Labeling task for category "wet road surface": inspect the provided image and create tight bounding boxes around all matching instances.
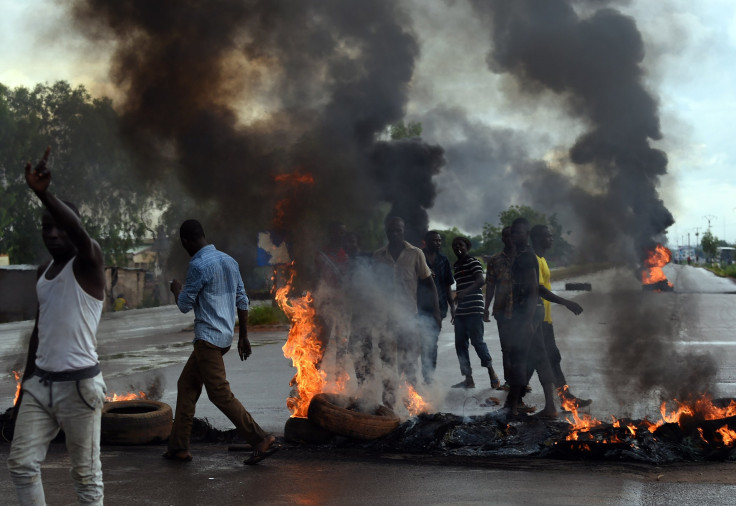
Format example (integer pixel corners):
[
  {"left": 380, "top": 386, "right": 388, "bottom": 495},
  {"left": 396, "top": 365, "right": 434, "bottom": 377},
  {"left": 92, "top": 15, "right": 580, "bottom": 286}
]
[{"left": 1, "top": 264, "right": 735, "bottom": 504}]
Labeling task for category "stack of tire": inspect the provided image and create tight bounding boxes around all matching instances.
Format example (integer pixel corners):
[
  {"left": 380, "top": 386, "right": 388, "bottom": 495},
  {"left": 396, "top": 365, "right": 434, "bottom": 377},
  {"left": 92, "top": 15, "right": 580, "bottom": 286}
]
[{"left": 285, "top": 393, "right": 400, "bottom": 444}]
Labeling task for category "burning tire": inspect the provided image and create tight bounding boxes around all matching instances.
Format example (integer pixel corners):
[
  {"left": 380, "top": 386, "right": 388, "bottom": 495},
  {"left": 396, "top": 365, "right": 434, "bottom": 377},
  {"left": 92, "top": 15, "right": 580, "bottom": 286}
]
[
  {"left": 101, "top": 400, "right": 173, "bottom": 445},
  {"left": 307, "top": 393, "right": 400, "bottom": 440},
  {"left": 284, "top": 416, "right": 334, "bottom": 445}
]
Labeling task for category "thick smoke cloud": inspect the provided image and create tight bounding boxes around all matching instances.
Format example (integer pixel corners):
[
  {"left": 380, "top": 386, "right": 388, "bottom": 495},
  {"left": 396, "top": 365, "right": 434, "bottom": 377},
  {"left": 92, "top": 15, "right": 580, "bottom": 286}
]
[
  {"left": 469, "top": 0, "right": 674, "bottom": 263},
  {"left": 468, "top": 0, "right": 714, "bottom": 401},
  {"left": 419, "top": 105, "right": 546, "bottom": 233},
  {"left": 68, "top": 0, "right": 444, "bottom": 279}
]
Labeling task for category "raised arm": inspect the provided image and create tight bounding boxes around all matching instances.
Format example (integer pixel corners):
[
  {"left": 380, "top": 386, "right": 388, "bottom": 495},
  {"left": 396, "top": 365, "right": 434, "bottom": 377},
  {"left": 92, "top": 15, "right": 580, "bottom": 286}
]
[{"left": 25, "top": 148, "right": 103, "bottom": 269}]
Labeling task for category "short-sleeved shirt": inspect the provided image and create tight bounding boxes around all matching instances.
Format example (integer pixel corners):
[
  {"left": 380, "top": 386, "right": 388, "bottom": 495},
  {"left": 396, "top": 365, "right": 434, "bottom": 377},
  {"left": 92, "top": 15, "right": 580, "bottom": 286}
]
[
  {"left": 417, "top": 250, "right": 454, "bottom": 318},
  {"left": 511, "top": 248, "right": 541, "bottom": 316},
  {"left": 177, "top": 244, "right": 250, "bottom": 348},
  {"left": 537, "top": 255, "right": 552, "bottom": 323},
  {"left": 454, "top": 255, "right": 484, "bottom": 316},
  {"left": 373, "top": 241, "right": 432, "bottom": 316},
  {"left": 486, "top": 250, "right": 514, "bottom": 320}
]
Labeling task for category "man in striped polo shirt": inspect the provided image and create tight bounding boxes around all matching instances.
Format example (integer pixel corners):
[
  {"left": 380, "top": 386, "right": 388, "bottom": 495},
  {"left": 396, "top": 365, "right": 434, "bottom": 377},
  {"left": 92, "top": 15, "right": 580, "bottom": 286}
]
[{"left": 450, "top": 236, "right": 500, "bottom": 389}]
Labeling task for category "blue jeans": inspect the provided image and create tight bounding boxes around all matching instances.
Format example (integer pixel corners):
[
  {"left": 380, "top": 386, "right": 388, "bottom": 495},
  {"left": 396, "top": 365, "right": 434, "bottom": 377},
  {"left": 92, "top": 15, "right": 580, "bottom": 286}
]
[{"left": 454, "top": 314, "right": 491, "bottom": 377}]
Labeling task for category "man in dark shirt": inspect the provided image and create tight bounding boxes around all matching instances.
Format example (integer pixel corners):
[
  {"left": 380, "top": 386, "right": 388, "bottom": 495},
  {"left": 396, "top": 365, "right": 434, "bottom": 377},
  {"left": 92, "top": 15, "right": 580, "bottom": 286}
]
[
  {"left": 418, "top": 231, "right": 455, "bottom": 384},
  {"left": 451, "top": 236, "right": 499, "bottom": 389},
  {"left": 506, "top": 218, "right": 557, "bottom": 418}
]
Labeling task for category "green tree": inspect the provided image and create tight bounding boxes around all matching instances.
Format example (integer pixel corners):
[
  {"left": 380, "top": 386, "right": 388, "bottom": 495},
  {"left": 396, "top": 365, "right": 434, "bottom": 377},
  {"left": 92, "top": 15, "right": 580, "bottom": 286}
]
[
  {"left": 389, "top": 121, "right": 422, "bottom": 140},
  {"left": 480, "top": 205, "right": 574, "bottom": 264},
  {"left": 0, "top": 81, "right": 164, "bottom": 265},
  {"left": 701, "top": 230, "right": 718, "bottom": 262}
]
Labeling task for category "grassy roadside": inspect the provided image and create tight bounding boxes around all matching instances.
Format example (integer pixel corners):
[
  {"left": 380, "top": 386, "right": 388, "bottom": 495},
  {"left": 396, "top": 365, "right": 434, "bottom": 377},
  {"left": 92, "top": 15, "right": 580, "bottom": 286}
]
[
  {"left": 702, "top": 264, "right": 736, "bottom": 279},
  {"left": 549, "top": 263, "right": 613, "bottom": 282}
]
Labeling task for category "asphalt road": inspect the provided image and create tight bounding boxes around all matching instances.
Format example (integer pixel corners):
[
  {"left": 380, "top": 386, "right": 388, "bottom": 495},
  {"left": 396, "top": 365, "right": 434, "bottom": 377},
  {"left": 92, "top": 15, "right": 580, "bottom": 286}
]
[{"left": 1, "top": 264, "right": 735, "bottom": 505}]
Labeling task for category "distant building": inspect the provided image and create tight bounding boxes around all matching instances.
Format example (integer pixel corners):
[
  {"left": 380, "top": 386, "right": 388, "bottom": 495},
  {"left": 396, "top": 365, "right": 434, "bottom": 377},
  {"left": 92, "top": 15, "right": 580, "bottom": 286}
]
[
  {"left": 0, "top": 265, "right": 38, "bottom": 322},
  {"left": 126, "top": 243, "right": 158, "bottom": 270}
]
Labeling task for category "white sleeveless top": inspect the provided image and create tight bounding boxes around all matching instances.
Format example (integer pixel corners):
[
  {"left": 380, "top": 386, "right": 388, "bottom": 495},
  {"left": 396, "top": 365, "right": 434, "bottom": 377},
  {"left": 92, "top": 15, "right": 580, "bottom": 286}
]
[{"left": 35, "top": 258, "right": 103, "bottom": 372}]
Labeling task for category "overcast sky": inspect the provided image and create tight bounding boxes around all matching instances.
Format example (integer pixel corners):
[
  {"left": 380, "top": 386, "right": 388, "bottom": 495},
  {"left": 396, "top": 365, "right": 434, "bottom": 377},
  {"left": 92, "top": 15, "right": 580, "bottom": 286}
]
[{"left": 2, "top": 0, "right": 735, "bottom": 247}]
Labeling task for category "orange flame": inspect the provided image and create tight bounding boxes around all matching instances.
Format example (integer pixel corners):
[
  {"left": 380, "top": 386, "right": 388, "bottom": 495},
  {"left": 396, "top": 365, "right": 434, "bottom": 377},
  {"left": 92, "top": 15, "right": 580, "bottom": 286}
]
[
  {"left": 642, "top": 244, "right": 673, "bottom": 286},
  {"left": 274, "top": 170, "right": 315, "bottom": 185},
  {"left": 716, "top": 425, "right": 736, "bottom": 447},
  {"left": 404, "top": 383, "right": 430, "bottom": 417},
  {"left": 105, "top": 391, "right": 147, "bottom": 402},
  {"left": 561, "top": 385, "right": 603, "bottom": 441},
  {"left": 276, "top": 264, "right": 327, "bottom": 418},
  {"left": 12, "top": 370, "right": 21, "bottom": 405},
  {"left": 564, "top": 393, "right": 736, "bottom": 445}
]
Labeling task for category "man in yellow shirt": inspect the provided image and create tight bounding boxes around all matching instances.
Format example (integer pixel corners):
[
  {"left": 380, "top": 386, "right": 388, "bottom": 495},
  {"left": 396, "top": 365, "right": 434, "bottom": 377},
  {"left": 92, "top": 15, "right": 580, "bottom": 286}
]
[{"left": 530, "top": 225, "right": 591, "bottom": 409}]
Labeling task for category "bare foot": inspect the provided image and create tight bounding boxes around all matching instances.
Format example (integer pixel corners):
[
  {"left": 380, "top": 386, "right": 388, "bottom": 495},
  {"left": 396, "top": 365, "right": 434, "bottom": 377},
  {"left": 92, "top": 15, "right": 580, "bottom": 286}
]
[{"left": 162, "top": 449, "right": 193, "bottom": 462}]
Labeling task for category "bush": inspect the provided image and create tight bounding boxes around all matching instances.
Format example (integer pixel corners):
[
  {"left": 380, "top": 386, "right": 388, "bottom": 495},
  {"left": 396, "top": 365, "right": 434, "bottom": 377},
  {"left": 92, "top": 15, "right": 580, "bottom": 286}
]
[{"left": 246, "top": 305, "right": 289, "bottom": 326}]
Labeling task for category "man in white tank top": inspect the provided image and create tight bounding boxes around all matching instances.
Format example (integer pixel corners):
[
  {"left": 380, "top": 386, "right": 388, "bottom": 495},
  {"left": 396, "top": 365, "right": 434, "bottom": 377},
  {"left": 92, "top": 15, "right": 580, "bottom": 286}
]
[{"left": 7, "top": 148, "right": 107, "bottom": 505}]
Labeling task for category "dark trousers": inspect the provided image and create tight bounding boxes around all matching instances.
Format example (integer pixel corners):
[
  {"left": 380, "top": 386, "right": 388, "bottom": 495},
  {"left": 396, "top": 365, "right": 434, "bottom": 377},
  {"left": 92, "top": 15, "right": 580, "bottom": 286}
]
[
  {"left": 495, "top": 315, "right": 514, "bottom": 384},
  {"left": 168, "top": 340, "right": 267, "bottom": 450},
  {"left": 454, "top": 314, "right": 491, "bottom": 377},
  {"left": 509, "top": 314, "right": 554, "bottom": 387},
  {"left": 541, "top": 322, "right": 566, "bottom": 387},
  {"left": 418, "top": 312, "right": 441, "bottom": 383}
]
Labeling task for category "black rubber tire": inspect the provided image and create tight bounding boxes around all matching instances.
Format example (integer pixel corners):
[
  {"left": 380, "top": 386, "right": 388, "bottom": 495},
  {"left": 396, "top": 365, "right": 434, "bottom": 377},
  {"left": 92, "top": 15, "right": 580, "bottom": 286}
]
[
  {"left": 284, "top": 416, "right": 335, "bottom": 445},
  {"left": 565, "top": 282, "right": 592, "bottom": 291},
  {"left": 307, "top": 393, "right": 400, "bottom": 440},
  {"left": 101, "top": 400, "right": 173, "bottom": 445}
]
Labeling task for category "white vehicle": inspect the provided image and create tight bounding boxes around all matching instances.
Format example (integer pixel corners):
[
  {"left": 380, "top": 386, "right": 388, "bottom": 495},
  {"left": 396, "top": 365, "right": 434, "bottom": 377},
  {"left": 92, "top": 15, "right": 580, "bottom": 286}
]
[{"left": 716, "top": 246, "right": 735, "bottom": 265}]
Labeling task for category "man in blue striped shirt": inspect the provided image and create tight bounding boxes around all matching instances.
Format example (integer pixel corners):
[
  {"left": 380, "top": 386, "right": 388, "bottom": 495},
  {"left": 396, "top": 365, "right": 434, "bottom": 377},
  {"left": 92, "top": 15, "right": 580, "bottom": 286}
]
[{"left": 165, "top": 219, "right": 278, "bottom": 465}]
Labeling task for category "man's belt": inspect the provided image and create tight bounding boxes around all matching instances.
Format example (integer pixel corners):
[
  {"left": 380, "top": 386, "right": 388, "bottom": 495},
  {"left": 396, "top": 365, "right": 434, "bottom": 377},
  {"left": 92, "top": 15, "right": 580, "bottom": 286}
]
[{"left": 34, "top": 364, "right": 100, "bottom": 382}]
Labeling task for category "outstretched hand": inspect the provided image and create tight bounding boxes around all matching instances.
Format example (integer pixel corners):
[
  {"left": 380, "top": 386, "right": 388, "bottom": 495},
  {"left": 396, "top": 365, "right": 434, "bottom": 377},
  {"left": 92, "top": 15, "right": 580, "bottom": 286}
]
[
  {"left": 565, "top": 300, "right": 583, "bottom": 315},
  {"left": 24, "top": 147, "right": 52, "bottom": 194}
]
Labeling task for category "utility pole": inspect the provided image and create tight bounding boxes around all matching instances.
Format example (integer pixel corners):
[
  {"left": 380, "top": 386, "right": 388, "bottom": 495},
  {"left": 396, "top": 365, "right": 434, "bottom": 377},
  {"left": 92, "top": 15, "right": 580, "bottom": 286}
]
[{"left": 703, "top": 215, "right": 716, "bottom": 233}]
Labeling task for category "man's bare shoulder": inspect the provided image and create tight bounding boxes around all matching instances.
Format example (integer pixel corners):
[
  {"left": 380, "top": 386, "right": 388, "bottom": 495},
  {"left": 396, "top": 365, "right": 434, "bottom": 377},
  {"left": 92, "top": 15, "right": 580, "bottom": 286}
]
[{"left": 36, "top": 262, "right": 49, "bottom": 279}]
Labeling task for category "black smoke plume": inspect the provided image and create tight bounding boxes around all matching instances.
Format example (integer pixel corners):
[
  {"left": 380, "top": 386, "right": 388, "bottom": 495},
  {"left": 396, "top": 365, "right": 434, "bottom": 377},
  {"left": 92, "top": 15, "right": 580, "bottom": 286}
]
[
  {"left": 469, "top": 0, "right": 713, "bottom": 401},
  {"left": 470, "top": 0, "right": 673, "bottom": 263},
  {"left": 67, "top": 0, "right": 444, "bottom": 280}
]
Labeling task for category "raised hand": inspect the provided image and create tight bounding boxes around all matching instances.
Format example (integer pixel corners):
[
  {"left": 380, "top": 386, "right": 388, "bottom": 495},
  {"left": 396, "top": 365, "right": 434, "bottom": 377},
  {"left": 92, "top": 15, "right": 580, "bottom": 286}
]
[{"left": 24, "top": 147, "right": 52, "bottom": 194}]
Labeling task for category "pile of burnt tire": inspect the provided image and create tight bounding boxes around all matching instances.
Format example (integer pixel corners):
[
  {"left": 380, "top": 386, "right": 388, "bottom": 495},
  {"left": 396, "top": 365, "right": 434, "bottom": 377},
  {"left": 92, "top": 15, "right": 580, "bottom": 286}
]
[
  {"left": 285, "top": 393, "right": 400, "bottom": 445},
  {"left": 101, "top": 400, "right": 172, "bottom": 445}
]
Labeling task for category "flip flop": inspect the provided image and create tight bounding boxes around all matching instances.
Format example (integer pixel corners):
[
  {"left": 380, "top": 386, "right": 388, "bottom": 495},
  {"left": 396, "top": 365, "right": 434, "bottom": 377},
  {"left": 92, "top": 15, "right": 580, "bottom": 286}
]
[
  {"left": 243, "top": 444, "right": 281, "bottom": 465},
  {"left": 162, "top": 450, "right": 193, "bottom": 462}
]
